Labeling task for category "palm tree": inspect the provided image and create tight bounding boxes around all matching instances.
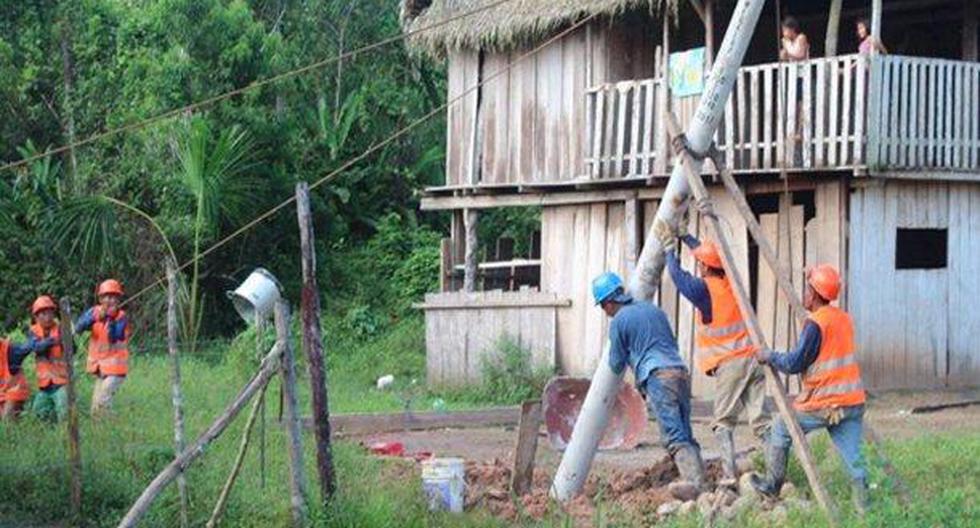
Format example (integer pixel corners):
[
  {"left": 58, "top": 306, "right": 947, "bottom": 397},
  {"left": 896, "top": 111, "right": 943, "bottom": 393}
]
[{"left": 173, "top": 117, "right": 255, "bottom": 352}]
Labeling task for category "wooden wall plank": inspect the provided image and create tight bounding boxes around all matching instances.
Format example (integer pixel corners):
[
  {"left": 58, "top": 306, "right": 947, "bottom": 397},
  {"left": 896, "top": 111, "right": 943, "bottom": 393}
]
[
  {"left": 583, "top": 203, "right": 609, "bottom": 372},
  {"left": 757, "top": 213, "right": 779, "bottom": 347},
  {"left": 537, "top": 43, "right": 563, "bottom": 183},
  {"left": 947, "top": 184, "right": 980, "bottom": 386},
  {"left": 763, "top": 66, "right": 774, "bottom": 168},
  {"left": 481, "top": 53, "right": 510, "bottom": 184}
]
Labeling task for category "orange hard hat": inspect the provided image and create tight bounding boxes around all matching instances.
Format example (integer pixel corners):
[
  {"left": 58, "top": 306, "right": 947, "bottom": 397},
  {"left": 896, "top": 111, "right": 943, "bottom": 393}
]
[
  {"left": 692, "top": 241, "right": 724, "bottom": 270},
  {"left": 32, "top": 295, "right": 57, "bottom": 315},
  {"left": 807, "top": 264, "right": 841, "bottom": 301},
  {"left": 97, "top": 279, "right": 124, "bottom": 297}
]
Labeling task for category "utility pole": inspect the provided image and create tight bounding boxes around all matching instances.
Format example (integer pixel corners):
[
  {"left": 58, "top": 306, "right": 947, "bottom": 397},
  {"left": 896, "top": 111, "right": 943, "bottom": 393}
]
[{"left": 551, "top": 0, "right": 769, "bottom": 502}]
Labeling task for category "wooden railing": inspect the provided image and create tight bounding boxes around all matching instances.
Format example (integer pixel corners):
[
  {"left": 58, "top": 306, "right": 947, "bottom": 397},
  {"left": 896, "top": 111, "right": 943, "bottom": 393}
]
[
  {"left": 585, "top": 54, "right": 980, "bottom": 178},
  {"left": 868, "top": 56, "right": 980, "bottom": 171}
]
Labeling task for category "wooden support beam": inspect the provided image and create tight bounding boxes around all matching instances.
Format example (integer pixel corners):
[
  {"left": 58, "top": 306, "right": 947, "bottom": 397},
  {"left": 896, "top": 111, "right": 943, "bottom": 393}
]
[
  {"left": 275, "top": 302, "right": 308, "bottom": 527},
  {"left": 825, "top": 0, "right": 843, "bottom": 57},
  {"left": 295, "top": 182, "right": 336, "bottom": 502},
  {"left": 117, "top": 342, "right": 284, "bottom": 528},
  {"left": 688, "top": 0, "right": 706, "bottom": 22},
  {"left": 709, "top": 141, "right": 913, "bottom": 505},
  {"left": 510, "top": 400, "right": 543, "bottom": 496},
  {"left": 871, "top": 0, "right": 883, "bottom": 51},
  {"left": 463, "top": 208, "right": 479, "bottom": 292},
  {"left": 665, "top": 113, "right": 839, "bottom": 522},
  {"left": 965, "top": 0, "right": 978, "bottom": 61},
  {"left": 705, "top": 0, "right": 715, "bottom": 66},
  {"left": 166, "top": 262, "right": 189, "bottom": 528},
  {"left": 59, "top": 299, "right": 82, "bottom": 524},
  {"left": 625, "top": 195, "right": 641, "bottom": 274}
]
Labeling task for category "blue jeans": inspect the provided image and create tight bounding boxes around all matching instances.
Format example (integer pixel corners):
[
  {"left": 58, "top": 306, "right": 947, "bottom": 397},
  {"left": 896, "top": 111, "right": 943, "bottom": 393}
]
[
  {"left": 643, "top": 368, "right": 698, "bottom": 453},
  {"left": 771, "top": 404, "right": 866, "bottom": 482}
]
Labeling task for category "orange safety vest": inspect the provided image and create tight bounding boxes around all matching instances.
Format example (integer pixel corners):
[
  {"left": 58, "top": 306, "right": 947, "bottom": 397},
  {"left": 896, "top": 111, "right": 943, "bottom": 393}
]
[
  {"left": 0, "top": 339, "right": 30, "bottom": 403},
  {"left": 85, "top": 307, "right": 129, "bottom": 377},
  {"left": 31, "top": 323, "right": 68, "bottom": 389},
  {"left": 695, "top": 275, "right": 756, "bottom": 375},
  {"left": 795, "top": 305, "right": 866, "bottom": 412}
]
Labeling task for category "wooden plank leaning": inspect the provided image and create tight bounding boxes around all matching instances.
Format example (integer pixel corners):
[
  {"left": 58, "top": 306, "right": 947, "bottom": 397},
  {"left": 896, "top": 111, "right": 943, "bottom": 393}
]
[
  {"left": 705, "top": 143, "right": 913, "bottom": 504},
  {"left": 510, "top": 399, "right": 543, "bottom": 496},
  {"left": 664, "top": 112, "right": 839, "bottom": 523},
  {"left": 58, "top": 298, "right": 82, "bottom": 524},
  {"left": 117, "top": 340, "right": 285, "bottom": 528}
]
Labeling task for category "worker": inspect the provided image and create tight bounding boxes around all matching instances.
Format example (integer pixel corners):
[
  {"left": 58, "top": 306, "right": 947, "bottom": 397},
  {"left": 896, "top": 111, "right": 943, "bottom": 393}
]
[
  {"left": 655, "top": 219, "right": 770, "bottom": 487},
  {"left": 75, "top": 279, "right": 130, "bottom": 416},
  {"left": 751, "top": 264, "right": 869, "bottom": 513},
  {"left": 592, "top": 271, "right": 705, "bottom": 500},
  {"left": 29, "top": 295, "right": 70, "bottom": 422},
  {"left": 1, "top": 334, "right": 55, "bottom": 421}
]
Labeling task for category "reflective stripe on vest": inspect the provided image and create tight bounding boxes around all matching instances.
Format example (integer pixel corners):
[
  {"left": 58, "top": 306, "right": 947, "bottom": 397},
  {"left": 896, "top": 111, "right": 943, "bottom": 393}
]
[
  {"left": 795, "top": 305, "right": 866, "bottom": 412},
  {"left": 696, "top": 276, "right": 755, "bottom": 374}
]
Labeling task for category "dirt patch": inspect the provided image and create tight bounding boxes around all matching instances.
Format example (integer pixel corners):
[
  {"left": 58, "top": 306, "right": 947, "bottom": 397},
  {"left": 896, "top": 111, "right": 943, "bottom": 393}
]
[{"left": 462, "top": 455, "right": 728, "bottom": 523}]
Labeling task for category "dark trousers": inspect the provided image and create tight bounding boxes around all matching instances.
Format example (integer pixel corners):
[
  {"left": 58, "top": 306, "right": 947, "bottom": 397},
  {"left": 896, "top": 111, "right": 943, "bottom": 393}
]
[{"left": 643, "top": 367, "right": 698, "bottom": 453}]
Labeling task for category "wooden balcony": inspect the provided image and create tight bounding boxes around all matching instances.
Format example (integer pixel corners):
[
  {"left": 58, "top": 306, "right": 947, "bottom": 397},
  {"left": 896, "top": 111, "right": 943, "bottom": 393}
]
[{"left": 586, "top": 54, "right": 980, "bottom": 179}]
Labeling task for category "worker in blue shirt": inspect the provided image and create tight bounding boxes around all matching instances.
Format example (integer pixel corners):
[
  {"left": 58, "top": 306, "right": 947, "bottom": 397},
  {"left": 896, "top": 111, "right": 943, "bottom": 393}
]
[
  {"left": 1, "top": 336, "right": 56, "bottom": 420},
  {"left": 593, "top": 271, "right": 705, "bottom": 500},
  {"left": 656, "top": 217, "right": 771, "bottom": 488}
]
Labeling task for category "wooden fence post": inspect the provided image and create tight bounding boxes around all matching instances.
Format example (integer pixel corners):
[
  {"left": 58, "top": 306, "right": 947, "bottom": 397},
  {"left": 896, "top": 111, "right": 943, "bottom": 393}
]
[
  {"left": 58, "top": 298, "right": 82, "bottom": 523},
  {"left": 166, "top": 261, "right": 189, "bottom": 528},
  {"left": 295, "top": 182, "right": 336, "bottom": 501},
  {"left": 257, "top": 312, "right": 267, "bottom": 489},
  {"left": 665, "top": 113, "right": 839, "bottom": 522},
  {"left": 274, "top": 301, "right": 308, "bottom": 526},
  {"left": 117, "top": 342, "right": 284, "bottom": 528}
]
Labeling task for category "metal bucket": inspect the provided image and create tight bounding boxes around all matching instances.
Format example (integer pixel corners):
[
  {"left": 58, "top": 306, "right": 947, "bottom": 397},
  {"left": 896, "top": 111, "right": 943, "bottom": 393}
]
[{"left": 226, "top": 268, "right": 282, "bottom": 323}]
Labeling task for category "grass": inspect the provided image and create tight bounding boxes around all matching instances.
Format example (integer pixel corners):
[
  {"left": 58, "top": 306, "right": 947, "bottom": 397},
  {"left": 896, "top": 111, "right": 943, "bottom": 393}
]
[
  {"left": 3, "top": 317, "right": 977, "bottom": 527},
  {"left": 1, "top": 345, "right": 978, "bottom": 527}
]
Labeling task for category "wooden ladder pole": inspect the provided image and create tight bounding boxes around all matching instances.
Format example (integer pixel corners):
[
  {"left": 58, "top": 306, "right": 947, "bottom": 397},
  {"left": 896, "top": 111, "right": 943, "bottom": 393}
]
[
  {"left": 274, "top": 301, "right": 308, "bottom": 527},
  {"left": 709, "top": 147, "right": 912, "bottom": 503},
  {"left": 58, "top": 298, "right": 82, "bottom": 524},
  {"left": 166, "top": 261, "right": 190, "bottom": 528},
  {"left": 665, "top": 112, "right": 839, "bottom": 523}
]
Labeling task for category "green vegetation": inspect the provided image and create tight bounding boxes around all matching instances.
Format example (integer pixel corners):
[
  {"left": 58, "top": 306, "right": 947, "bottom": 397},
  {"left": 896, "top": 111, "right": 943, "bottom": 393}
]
[{"left": 2, "top": 348, "right": 977, "bottom": 527}]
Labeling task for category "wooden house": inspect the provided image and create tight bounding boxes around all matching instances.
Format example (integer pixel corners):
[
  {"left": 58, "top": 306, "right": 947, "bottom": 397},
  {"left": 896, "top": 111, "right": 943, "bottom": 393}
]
[{"left": 405, "top": 0, "right": 980, "bottom": 397}]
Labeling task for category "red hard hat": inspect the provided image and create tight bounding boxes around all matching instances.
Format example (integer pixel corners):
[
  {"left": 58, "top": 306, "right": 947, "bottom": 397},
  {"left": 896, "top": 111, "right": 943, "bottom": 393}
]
[
  {"left": 97, "top": 279, "right": 124, "bottom": 297},
  {"left": 807, "top": 264, "right": 841, "bottom": 301},
  {"left": 32, "top": 295, "right": 57, "bottom": 315},
  {"left": 692, "top": 241, "right": 724, "bottom": 270}
]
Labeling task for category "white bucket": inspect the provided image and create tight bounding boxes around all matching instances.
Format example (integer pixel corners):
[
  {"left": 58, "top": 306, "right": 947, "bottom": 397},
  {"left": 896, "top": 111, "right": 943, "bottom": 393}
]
[
  {"left": 421, "top": 458, "right": 465, "bottom": 513},
  {"left": 226, "top": 268, "right": 282, "bottom": 323}
]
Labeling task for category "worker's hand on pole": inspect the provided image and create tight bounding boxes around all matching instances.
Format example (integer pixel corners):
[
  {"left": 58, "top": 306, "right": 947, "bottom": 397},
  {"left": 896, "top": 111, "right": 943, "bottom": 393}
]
[
  {"left": 653, "top": 218, "right": 677, "bottom": 254},
  {"left": 755, "top": 347, "right": 774, "bottom": 364},
  {"left": 676, "top": 207, "right": 690, "bottom": 239}
]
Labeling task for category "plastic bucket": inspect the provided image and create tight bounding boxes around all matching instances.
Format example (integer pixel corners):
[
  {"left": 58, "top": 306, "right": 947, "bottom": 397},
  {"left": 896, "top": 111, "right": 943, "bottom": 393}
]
[
  {"left": 226, "top": 268, "right": 282, "bottom": 323},
  {"left": 421, "top": 458, "right": 465, "bottom": 513}
]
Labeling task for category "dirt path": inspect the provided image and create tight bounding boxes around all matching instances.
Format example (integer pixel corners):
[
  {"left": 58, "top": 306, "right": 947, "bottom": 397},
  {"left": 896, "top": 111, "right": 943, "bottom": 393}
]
[{"left": 353, "top": 388, "right": 980, "bottom": 477}]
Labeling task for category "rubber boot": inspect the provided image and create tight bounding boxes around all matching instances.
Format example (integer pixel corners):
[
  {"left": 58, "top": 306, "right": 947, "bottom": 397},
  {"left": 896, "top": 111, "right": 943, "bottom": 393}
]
[
  {"left": 716, "top": 428, "right": 738, "bottom": 488},
  {"left": 851, "top": 478, "right": 870, "bottom": 515},
  {"left": 668, "top": 444, "right": 706, "bottom": 501},
  {"left": 750, "top": 442, "right": 788, "bottom": 498}
]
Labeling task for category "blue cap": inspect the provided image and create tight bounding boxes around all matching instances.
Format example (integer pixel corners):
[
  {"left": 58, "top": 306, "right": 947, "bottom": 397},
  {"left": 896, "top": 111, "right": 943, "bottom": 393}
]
[{"left": 592, "top": 272, "right": 624, "bottom": 305}]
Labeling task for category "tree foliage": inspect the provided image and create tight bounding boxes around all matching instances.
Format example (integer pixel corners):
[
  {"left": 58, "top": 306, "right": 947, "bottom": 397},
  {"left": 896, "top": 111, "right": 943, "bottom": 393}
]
[{"left": 0, "top": 0, "right": 447, "bottom": 339}]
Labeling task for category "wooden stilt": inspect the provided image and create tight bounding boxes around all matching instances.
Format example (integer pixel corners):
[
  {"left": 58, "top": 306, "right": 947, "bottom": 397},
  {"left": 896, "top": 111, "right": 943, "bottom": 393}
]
[{"left": 665, "top": 113, "right": 839, "bottom": 522}]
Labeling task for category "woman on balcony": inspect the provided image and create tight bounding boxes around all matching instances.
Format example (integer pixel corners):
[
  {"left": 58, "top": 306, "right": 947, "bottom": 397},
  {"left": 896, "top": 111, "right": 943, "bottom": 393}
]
[
  {"left": 856, "top": 18, "right": 888, "bottom": 56},
  {"left": 779, "top": 16, "right": 810, "bottom": 62}
]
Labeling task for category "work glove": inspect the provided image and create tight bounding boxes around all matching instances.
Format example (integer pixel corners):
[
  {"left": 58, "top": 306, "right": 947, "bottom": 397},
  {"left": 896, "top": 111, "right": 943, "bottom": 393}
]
[
  {"left": 755, "top": 347, "right": 774, "bottom": 364},
  {"left": 827, "top": 407, "right": 844, "bottom": 426},
  {"left": 676, "top": 207, "right": 690, "bottom": 239},
  {"left": 693, "top": 197, "right": 716, "bottom": 219},
  {"left": 653, "top": 218, "right": 677, "bottom": 253}
]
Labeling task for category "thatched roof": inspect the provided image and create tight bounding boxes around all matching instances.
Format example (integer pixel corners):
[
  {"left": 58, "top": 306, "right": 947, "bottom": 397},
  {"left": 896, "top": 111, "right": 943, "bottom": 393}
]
[{"left": 401, "top": 0, "right": 673, "bottom": 56}]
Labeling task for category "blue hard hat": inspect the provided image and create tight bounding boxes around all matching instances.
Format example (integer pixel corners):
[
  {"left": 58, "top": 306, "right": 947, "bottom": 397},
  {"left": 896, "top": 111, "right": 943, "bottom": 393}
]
[{"left": 592, "top": 272, "right": 624, "bottom": 305}]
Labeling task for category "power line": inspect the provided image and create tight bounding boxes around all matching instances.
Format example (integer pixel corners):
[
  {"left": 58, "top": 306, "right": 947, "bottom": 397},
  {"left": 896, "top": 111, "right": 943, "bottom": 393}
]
[
  {"left": 0, "top": 0, "right": 515, "bottom": 176},
  {"left": 122, "top": 12, "right": 599, "bottom": 308}
]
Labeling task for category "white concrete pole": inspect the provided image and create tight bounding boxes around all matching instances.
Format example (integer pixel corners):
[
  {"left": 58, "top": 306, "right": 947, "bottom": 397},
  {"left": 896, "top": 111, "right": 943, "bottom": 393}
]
[{"left": 550, "top": 0, "right": 768, "bottom": 502}]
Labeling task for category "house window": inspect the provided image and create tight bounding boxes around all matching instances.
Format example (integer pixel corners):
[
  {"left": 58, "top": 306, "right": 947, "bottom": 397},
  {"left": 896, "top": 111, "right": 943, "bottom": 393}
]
[{"left": 895, "top": 228, "right": 947, "bottom": 269}]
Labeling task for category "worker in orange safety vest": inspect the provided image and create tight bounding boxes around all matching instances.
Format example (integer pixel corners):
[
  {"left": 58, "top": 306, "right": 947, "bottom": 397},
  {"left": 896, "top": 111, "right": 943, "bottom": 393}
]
[
  {"left": 656, "top": 217, "right": 771, "bottom": 488},
  {"left": 1, "top": 330, "right": 56, "bottom": 421},
  {"left": 751, "top": 264, "right": 870, "bottom": 513},
  {"left": 75, "top": 279, "right": 130, "bottom": 416},
  {"left": 29, "top": 295, "right": 70, "bottom": 422}
]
